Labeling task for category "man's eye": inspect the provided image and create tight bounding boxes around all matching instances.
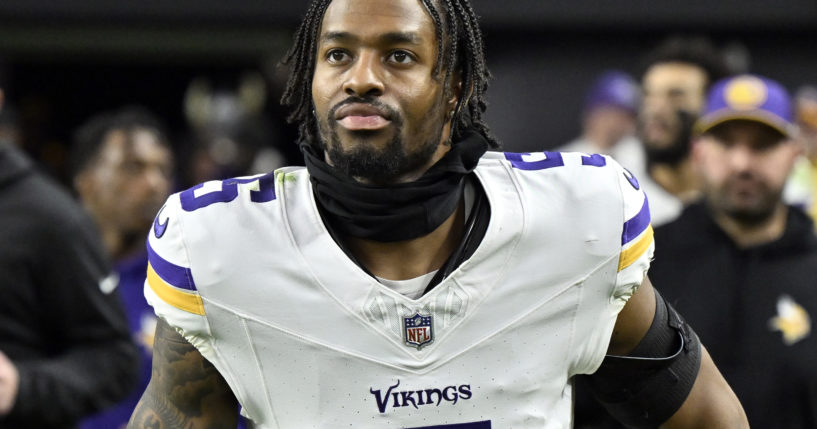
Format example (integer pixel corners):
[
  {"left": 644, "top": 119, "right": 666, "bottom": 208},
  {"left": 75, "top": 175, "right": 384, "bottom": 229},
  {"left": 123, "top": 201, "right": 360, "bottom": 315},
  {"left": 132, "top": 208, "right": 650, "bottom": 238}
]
[
  {"left": 327, "top": 50, "right": 349, "bottom": 63},
  {"left": 389, "top": 51, "right": 413, "bottom": 64}
]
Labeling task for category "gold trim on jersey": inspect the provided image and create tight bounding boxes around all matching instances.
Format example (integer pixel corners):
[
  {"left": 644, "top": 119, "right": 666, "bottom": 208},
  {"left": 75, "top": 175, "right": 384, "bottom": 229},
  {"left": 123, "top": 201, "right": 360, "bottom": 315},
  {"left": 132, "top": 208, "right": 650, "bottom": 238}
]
[
  {"left": 618, "top": 225, "right": 654, "bottom": 272},
  {"left": 147, "top": 263, "right": 205, "bottom": 315}
]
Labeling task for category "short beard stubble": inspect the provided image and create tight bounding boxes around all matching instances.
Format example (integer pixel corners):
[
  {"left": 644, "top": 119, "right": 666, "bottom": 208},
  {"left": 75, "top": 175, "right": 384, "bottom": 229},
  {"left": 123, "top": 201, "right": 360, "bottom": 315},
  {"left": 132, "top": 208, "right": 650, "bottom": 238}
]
[
  {"left": 642, "top": 109, "right": 695, "bottom": 167},
  {"left": 707, "top": 173, "right": 784, "bottom": 227},
  {"left": 316, "top": 95, "right": 449, "bottom": 185}
]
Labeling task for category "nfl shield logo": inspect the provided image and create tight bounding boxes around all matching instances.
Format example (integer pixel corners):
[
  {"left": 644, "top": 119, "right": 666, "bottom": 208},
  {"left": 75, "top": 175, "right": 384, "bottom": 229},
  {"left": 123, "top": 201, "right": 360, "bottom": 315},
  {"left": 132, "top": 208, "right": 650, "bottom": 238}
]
[{"left": 403, "top": 313, "right": 434, "bottom": 349}]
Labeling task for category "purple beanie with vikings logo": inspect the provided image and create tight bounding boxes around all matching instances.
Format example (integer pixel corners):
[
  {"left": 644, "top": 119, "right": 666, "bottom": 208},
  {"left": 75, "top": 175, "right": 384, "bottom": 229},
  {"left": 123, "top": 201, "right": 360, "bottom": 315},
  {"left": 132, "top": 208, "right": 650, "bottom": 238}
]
[{"left": 694, "top": 74, "right": 795, "bottom": 137}]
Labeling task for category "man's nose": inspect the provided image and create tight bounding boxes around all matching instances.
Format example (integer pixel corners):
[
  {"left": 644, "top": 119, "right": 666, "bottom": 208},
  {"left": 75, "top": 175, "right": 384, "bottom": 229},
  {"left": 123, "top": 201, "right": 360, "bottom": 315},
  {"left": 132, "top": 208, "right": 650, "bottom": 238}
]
[
  {"left": 727, "top": 143, "right": 754, "bottom": 171},
  {"left": 642, "top": 92, "right": 670, "bottom": 115},
  {"left": 342, "top": 51, "right": 385, "bottom": 97}
]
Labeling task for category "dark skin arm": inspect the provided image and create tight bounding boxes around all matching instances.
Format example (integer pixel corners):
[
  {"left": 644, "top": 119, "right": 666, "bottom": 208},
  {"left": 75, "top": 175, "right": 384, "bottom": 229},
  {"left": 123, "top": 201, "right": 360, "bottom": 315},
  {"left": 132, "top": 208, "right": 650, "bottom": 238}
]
[
  {"left": 127, "top": 319, "right": 238, "bottom": 429},
  {"left": 609, "top": 276, "right": 748, "bottom": 428}
]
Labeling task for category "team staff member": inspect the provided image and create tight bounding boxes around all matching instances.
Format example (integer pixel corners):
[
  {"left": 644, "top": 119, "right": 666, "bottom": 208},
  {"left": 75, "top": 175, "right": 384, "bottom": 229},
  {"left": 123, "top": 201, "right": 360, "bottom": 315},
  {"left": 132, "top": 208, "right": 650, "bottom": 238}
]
[
  {"left": 129, "top": 0, "right": 747, "bottom": 427},
  {"left": 0, "top": 114, "right": 140, "bottom": 426},
  {"left": 651, "top": 74, "right": 817, "bottom": 427}
]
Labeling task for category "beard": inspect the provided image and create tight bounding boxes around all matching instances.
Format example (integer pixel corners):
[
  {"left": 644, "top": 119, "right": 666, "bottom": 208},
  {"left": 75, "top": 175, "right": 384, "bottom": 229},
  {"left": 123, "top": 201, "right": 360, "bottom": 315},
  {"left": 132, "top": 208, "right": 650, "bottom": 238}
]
[
  {"left": 642, "top": 109, "right": 695, "bottom": 167},
  {"left": 707, "top": 173, "right": 783, "bottom": 226},
  {"left": 316, "top": 96, "right": 446, "bottom": 184}
]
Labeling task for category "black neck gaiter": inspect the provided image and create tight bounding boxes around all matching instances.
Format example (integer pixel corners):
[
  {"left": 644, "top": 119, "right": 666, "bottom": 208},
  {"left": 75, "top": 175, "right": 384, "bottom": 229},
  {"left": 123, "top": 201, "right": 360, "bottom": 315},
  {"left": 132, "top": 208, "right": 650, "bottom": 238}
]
[{"left": 302, "top": 129, "right": 490, "bottom": 242}]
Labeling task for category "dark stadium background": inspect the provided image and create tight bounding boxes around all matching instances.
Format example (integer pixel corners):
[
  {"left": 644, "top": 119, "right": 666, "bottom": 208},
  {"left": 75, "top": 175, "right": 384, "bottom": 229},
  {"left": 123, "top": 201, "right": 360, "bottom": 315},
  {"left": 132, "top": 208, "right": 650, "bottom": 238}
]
[{"left": 0, "top": 0, "right": 815, "bottom": 183}]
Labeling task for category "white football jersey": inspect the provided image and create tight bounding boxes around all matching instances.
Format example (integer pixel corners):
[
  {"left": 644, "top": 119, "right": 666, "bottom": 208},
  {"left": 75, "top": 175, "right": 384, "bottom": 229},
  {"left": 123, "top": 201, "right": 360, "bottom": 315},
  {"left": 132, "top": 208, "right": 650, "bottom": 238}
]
[{"left": 145, "top": 151, "right": 653, "bottom": 429}]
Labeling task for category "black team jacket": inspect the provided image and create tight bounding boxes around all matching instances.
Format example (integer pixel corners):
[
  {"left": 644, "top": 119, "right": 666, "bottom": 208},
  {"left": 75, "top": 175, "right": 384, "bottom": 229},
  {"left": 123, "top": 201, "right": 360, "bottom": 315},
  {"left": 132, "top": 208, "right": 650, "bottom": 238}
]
[
  {"left": 650, "top": 201, "right": 817, "bottom": 428},
  {"left": 0, "top": 144, "right": 139, "bottom": 428}
]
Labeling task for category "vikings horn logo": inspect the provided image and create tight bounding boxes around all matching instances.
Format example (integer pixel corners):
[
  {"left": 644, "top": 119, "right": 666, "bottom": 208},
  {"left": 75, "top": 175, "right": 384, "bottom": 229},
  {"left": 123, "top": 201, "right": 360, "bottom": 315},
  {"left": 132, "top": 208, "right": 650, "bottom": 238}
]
[
  {"left": 769, "top": 295, "right": 811, "bottom": 346},
  {"left": 404, "top": 313, "right": 434, "bottom": 349}
]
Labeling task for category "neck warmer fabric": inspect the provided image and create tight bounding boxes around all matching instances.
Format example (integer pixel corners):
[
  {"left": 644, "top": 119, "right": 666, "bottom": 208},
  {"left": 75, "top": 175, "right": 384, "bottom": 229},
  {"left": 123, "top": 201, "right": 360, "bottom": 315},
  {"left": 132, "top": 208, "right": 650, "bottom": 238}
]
[{"left": 301, "top": 129, "right": 490, "bottom": 242}]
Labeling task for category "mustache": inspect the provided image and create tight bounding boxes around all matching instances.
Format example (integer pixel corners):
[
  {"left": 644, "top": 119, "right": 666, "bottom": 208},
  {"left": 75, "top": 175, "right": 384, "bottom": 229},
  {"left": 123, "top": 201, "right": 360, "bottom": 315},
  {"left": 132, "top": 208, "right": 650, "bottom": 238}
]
[
  {"left": 724, "top": 171, "right": 767, "bottom": 190},
  {"left": 327, "top": 96, "right": 401, "bottom": 123}
]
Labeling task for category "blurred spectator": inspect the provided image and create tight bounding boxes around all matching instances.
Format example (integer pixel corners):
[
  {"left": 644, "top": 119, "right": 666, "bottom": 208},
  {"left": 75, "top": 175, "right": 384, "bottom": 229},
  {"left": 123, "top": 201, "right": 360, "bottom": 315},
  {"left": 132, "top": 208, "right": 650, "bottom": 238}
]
[
  {"left": 783, "top": 86, "right": 817, "bottom": 221},
  {"left": 71, "top": 107, "right": 248, "bottom": 429},
  {"left": 651, "top": 75, "right": 817, "bottom": 427},
  {"left": 0, "top": 90, "right": 139, "bottom": 427},
  {"left": 71, "top": 108, "right": 173, "bottom": 261},
  {"left": 180, "top": 72, "right": 285, "bottom": 188},
  {"left": 70, "top": 107, "right": 173, "bottom": 429},
  {"left": 557, "top": 70, "right": 644, "bottom": 174},
  {"left": 637, "top": 36, "right": 731, "bottom": 225}
]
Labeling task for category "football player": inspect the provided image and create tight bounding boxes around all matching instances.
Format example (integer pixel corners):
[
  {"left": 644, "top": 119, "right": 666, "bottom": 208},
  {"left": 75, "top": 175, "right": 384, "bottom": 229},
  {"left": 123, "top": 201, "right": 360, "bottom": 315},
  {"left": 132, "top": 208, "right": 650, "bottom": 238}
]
[{"left": 129, "top": 0, "right": 748, "bottom": 427}]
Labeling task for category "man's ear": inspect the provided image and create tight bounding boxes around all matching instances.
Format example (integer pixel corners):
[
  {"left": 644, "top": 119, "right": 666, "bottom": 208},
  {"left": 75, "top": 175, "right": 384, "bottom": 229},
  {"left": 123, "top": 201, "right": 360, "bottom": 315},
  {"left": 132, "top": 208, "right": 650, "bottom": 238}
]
[
  {"left": 783, "top": 138, "right": 804, "bottom": 173},
  {"left": 789, "top": 136, "right": 806, "bottom": 158},
  {"left": 447, "top": 73, "right": 471, "bottom": 121}
]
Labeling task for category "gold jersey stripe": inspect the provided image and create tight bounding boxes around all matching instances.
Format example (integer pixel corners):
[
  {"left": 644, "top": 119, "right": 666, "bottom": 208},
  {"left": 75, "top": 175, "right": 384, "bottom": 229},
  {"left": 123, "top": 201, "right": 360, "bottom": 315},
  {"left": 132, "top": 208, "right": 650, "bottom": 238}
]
[
  {"left": 147, "top": 263, "right": 205, "bottom": 315},
  {"left": 618, "top": 225, "right": 654, "bottom": 272}
]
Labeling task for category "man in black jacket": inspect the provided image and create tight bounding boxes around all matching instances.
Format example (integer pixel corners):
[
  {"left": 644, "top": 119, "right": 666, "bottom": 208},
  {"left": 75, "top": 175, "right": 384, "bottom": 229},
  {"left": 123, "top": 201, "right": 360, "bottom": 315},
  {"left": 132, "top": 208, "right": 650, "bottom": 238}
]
[
  {"left": 0, "top": 91, "right": 140, "bottom": 427},
  {"left": 651, "top": 74, "right": 817, "bottom": 427}
]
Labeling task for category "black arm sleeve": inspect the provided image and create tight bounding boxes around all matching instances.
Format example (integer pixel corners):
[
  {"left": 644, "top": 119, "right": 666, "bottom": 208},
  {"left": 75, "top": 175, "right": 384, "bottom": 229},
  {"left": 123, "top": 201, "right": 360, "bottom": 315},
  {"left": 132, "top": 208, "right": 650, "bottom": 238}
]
[
  {"left": 3, "top": 181, "right": 140, "bottom": 427},
  {"left": 583, "top": 289, "right": 702, "bottom": 428}
]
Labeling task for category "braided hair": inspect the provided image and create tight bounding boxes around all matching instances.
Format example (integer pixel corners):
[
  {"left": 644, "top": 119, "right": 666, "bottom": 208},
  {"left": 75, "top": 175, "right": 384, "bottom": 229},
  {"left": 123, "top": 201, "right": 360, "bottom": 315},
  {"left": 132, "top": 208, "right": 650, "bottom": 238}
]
[{"left": 280, "top": 0, "right": 497, "bottom": 149}]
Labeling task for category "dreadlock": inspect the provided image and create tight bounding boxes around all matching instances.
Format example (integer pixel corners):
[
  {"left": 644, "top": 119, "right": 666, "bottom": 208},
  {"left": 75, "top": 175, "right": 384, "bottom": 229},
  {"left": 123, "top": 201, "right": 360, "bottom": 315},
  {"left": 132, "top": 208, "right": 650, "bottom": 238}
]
[{"left": 280, "top": 0, "right": 498, "bottom": 149}]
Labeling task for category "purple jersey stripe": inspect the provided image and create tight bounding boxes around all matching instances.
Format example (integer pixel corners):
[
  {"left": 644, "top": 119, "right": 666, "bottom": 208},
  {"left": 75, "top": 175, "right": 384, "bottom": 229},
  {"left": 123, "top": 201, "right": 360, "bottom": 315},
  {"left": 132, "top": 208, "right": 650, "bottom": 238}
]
[
  {"left": 146, "top": 239, "right": 197, "bottom": 291},
  {"left": 622, "top": 196, "right": 651, "bottom": 245},
  {"left": 407, "top": 421, "right": 491, "bottom": 429}
]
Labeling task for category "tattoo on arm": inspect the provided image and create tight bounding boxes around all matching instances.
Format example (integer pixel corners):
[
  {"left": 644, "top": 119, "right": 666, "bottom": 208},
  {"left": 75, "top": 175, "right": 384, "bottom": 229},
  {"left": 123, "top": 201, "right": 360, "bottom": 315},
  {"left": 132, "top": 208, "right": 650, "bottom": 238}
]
[{"left": 128, "top": 319, "right": 238, "bottom": 429}]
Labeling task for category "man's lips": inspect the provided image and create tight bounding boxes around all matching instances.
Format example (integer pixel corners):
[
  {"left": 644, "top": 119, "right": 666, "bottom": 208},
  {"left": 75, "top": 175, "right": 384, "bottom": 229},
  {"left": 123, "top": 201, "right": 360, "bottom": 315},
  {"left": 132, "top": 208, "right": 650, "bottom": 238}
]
[
  {"left": 644, "top": 118, "right": 671, "bottom": 133},
  {"left": 337, "top": 116, "right": 391, "bottom": 130},
  {"left": 334, "top": 103, "right": 392, "bottom": 131}
]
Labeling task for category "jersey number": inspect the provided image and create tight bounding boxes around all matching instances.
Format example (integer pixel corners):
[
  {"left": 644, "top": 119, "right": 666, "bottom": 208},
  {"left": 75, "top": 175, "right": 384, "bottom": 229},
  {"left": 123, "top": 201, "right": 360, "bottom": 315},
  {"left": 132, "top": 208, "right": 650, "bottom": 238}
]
[
  {"left": 504, "top": 151, "right": 606, "bottom": 170},
  {"left": 180, "top": 173, "right": 277, "bottom": 212}
]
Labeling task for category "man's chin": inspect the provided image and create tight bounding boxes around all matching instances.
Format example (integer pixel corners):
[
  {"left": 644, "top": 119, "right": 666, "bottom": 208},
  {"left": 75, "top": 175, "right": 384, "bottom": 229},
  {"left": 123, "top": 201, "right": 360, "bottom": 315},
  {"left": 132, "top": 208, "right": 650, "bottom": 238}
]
[
  {"left": 728, "top": 211, "right": 775, "bottom": 226},
  {"left": 331, "top": 130, "right": 395, "bottom": 152},
  {"left": 723, "top": 201, "right": 777, "bottom": 226}
]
